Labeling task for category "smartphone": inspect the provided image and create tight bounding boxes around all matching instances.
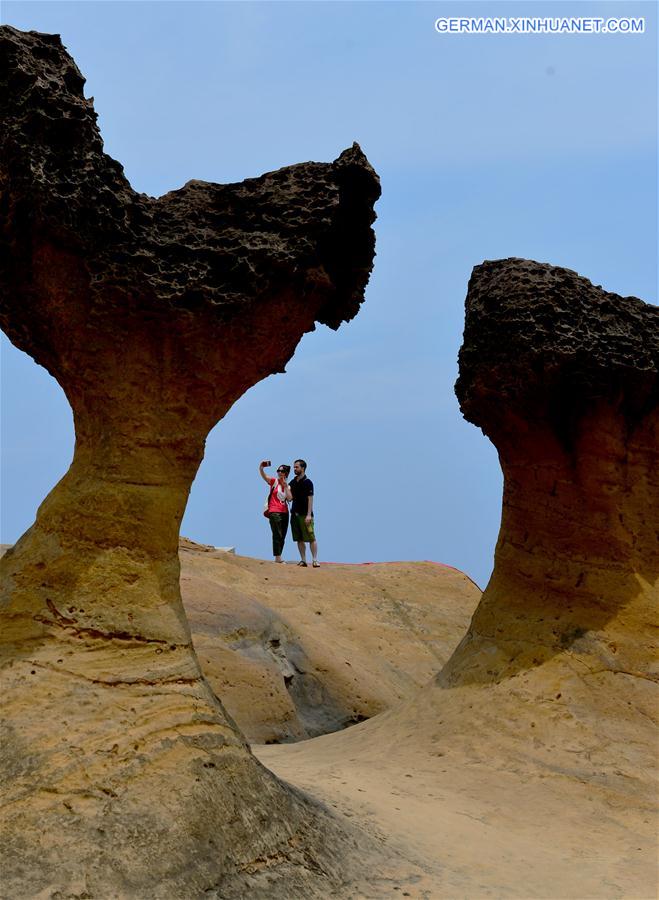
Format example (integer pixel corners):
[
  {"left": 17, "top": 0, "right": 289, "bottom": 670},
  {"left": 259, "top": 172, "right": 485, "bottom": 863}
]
[{"left": 264, "top": 460, "right": 271, "bottom": 466}]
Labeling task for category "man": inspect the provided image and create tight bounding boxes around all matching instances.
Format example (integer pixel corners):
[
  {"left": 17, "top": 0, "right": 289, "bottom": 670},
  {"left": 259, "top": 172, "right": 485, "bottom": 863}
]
[{"left": 289, "top": 458, "right": 319, "bottom": 567}]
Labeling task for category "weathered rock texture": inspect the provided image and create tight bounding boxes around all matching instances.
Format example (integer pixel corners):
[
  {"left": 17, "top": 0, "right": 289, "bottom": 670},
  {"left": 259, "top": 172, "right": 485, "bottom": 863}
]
[
  {"left": 178, "top": 543, "right": 480, "bottom": 743},
  {"left": 255, "top": 262, "right": 658, "bottom": 899},
  {"left": 450, "top": 258, "right": 658, "bottom": 686},
  {"left": 0, "top": 26, "right": 380, "bottom": 898}
]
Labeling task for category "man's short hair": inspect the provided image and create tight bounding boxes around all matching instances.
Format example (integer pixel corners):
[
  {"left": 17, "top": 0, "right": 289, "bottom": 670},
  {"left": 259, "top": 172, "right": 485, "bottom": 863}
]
[{"left": 294, "top": 459, "right": 307, "bottom": 471}]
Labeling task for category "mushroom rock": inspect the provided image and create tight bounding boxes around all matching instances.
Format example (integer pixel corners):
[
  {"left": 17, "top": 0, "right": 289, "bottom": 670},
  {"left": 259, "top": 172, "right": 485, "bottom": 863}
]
[
  {"left": 0, "top": 25, "right": 380, "bottom": 897},
  {"left": 447, "top": 258, "right": 658, "bottom": 690},
  {"left": 248, "top": 262, "right": 656, "bottom": 899}
]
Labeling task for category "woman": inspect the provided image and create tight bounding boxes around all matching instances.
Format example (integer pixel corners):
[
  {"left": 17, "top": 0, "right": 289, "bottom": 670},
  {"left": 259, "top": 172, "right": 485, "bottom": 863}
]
[{"left": 258, "top": 460, "right": 292, "bottom": 563}]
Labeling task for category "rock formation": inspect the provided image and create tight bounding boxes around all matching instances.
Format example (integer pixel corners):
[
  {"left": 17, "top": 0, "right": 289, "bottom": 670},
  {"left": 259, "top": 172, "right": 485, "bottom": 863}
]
[
  {"left": 255, "top": 261, "right": 658, "bottom": 898},
  {"left": 0, "top": 25, "right": 380, "bottom": 898},
  {"left": 450, "top": 258, "right": 658, "bottom": 687},
  {"left": 178, "top": 543, "right": 480, "bottom": 743}
]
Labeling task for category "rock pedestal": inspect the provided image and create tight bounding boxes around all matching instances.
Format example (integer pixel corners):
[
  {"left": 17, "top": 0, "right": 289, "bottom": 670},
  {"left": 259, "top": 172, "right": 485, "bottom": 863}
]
[
  {"left": 0, "top": 25, "right": 380, "bottom": 897},
  {"left": 448, "top": 258, "right": 658, "bottom": 686}
]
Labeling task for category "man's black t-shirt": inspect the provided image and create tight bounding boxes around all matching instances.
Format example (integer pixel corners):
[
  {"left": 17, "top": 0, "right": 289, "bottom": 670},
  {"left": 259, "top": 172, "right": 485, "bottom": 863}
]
[{"left": 290, "top": 475, "right": 314, "bottom": 516}]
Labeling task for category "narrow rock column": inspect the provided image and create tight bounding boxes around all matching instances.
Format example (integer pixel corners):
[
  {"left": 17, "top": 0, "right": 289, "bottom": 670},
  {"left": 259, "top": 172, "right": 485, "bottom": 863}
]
[
  {"left": 445, "top": 258, "right": 658, "bottom": 686},
  {"left": 2, "top": 286, "right": 325, "bottom": 678},
  {"left": 0, "top": 25, "right": 380, "bottom": 897}
]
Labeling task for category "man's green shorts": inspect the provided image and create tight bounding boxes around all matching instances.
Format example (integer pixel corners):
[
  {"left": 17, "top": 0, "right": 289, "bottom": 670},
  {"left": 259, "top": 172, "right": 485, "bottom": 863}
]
[{"left": 291, "top": 514, "right": 316, "bottom": 542}]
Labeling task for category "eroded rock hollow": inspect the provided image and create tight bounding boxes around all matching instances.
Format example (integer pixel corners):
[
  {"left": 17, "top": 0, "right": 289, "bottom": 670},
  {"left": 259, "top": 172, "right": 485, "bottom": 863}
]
[
  {"left": 449, "top": 258, "right": 658, "bottom": 686},
  {"left": 0, "top": 26, "right": 380, "bottom": 897}
]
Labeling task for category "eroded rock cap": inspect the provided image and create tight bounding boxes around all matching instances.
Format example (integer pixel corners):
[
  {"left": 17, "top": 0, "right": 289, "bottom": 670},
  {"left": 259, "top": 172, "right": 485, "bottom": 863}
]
[{"left": 456, "top": 258, "right": 658, "bottom": 442}]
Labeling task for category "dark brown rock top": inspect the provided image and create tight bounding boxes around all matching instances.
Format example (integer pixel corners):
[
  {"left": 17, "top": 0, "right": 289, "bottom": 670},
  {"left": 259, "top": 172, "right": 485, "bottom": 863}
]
[
  {"left": 456, "top": 258, "right": 658, "bottom": 442},
  {"left": 0, "top": 24, "right": 380, "bottom": 366}
]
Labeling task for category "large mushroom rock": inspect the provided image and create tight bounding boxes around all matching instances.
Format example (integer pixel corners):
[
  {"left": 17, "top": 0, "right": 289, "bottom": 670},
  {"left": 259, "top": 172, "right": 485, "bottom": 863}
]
[
  {"left": 0, "top": 25, "right": 380, "bottom": 898},
  {"left": 447, "top": 258, "right": 658, "bottom": 687}
]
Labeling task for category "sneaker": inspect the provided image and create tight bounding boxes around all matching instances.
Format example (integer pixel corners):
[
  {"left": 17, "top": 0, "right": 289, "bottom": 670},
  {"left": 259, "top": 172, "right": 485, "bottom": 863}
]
[
  {"left": 297, "top": 561, "right": 308, "bottom": 567},
  {"left": 312, "top": 561, "right": 320, "bottom": 568}
]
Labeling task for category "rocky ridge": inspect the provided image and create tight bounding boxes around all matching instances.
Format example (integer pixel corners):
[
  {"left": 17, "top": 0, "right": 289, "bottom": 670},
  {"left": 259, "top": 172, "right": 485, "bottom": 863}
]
[{"left": 179, "top": 544, "right": 480, "bottom": 743}]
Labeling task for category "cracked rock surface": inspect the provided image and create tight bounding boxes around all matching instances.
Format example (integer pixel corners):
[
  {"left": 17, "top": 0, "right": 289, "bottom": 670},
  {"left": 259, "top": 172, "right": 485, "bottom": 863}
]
[{"left": 0, "top": 25, "right": 380, "bottom": 898}]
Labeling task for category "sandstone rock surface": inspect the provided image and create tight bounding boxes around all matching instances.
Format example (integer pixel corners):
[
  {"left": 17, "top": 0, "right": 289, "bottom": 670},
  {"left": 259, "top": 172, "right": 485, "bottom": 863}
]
[
  {"left": 0, "top": 25, "right": 381, "bottom": 898},
  {"left": 259, "top": 261, "right": 658, "bottom": 898},
  {"left": 178, "top": 543, "right": 480, "bottom": 743},
  {"left": 451, "top": 258, "right": 658, "bottom": 687},
  {"left": 3, "top": 22, "right": 657, "bottom": 899}
]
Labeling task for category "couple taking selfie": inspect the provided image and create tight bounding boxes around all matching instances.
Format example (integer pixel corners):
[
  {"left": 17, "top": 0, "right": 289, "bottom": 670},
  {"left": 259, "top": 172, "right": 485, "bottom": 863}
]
[{"left": 259, "top": 458, "right": 319, "bottom": 567}]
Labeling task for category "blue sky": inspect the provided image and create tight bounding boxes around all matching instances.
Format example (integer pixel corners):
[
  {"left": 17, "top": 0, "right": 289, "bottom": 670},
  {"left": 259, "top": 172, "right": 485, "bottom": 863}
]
[{"left": 1, "top": 1, "right": 656, "bottom": 588}]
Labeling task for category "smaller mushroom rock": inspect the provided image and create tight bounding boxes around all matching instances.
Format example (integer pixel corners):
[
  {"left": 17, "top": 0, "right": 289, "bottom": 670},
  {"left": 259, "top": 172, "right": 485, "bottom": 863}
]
[{"left": 447, "top": 258, "right": 658, "bottom": 686}]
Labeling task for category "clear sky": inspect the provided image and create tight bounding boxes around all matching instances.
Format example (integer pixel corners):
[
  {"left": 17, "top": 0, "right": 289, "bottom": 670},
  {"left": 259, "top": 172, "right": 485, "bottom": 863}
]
[{"left": 1, "top": 1, "right": 656, "bottom": 588}]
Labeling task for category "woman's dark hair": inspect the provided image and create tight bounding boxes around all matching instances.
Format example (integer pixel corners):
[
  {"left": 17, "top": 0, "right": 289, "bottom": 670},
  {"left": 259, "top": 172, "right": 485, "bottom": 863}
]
[{"left": 279, "top": 464, "right": 291, "bottom": 476}]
